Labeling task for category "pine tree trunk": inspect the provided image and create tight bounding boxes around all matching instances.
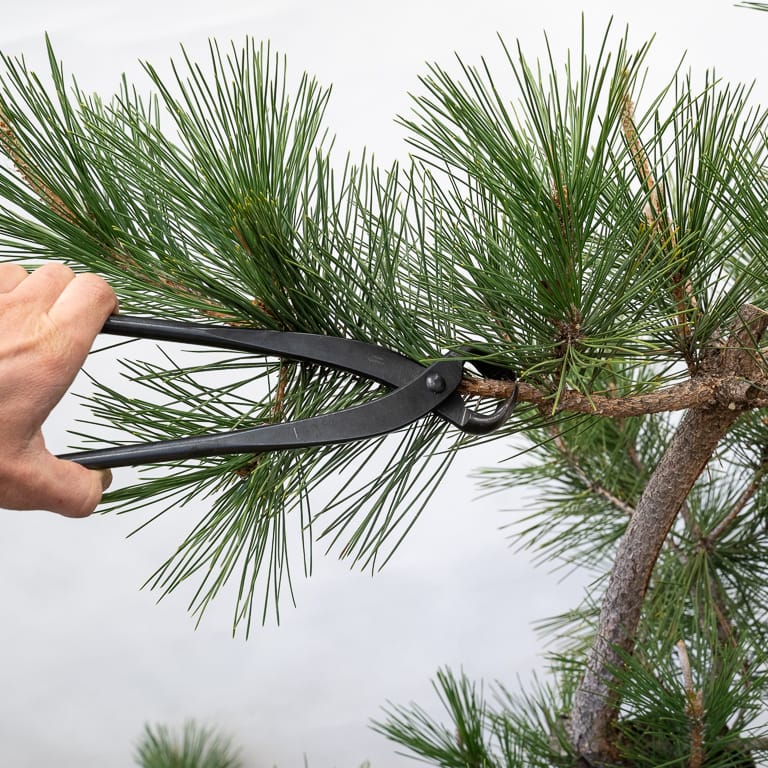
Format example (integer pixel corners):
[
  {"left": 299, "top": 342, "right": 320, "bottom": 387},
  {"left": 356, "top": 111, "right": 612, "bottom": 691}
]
[{"left": 568, "top": 305, "right": 768, "bottom": 765}]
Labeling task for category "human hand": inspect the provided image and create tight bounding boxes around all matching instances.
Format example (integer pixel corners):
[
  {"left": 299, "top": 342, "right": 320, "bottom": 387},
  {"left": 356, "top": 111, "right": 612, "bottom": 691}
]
[{"left": 0, "top": 263, "right": 118, "bottom": 516}]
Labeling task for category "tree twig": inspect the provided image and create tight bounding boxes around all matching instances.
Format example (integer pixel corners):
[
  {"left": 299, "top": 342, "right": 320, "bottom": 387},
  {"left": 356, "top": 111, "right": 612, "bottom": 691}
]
[
  {"left": 548, "top": 425, "right": 636, "bottom": 516},
  {"left": 706, "top": 450, "right": 768, "bottom": 544},
  {"left": 620, "top": 88, "right": 698, "bottom": 367},
  {"left": 458, "top": 372, "right": 760, "bottom": 418},
  {"left": 676, "top": 639, "right": 705, "bottom": 768},
  {"left": 0, "top": 106, "right": 78, "bottom": 223}
]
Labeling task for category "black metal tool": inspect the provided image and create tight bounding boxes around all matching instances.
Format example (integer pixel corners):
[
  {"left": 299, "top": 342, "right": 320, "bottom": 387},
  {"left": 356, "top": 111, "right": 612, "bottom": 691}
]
[{"left": 59, "top": 315, "right": 518, "bottom": 469}]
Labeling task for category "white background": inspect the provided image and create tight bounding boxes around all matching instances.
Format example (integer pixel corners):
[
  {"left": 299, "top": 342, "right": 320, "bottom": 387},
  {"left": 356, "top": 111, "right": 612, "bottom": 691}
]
[{"left": 0, "top": 1, "right": 765, "bottom": 766}]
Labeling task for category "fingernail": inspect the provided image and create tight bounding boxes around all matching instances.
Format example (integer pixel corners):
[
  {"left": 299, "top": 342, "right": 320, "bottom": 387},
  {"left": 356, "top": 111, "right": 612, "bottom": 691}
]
[{"left": 99, "top": 469, "right": 113, "bottom": 492}]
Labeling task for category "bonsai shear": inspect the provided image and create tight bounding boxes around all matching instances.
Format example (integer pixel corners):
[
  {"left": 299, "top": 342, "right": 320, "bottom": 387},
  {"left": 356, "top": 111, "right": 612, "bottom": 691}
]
[{"left": 60, "top": 315, "right": 518, "bottom": 469}]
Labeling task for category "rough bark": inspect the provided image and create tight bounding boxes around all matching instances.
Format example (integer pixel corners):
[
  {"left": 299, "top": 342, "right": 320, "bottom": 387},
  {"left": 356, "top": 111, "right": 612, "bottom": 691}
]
[
  {"left": 566, "top": 305, "right": 768, "bottom": 765},
  {"left": 458, "top": 375, "right": 720, "bottom": 417},
  {"left": 567, "top": 403, "right": 741, "bottom": 763}
]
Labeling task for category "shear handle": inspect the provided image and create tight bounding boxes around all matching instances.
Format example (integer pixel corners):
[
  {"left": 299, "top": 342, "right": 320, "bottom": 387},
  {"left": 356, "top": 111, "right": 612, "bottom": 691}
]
[
  {"left": 100, "top": 315, "right": 423, "bottom": 390},
  {"left": 60, "top": 359, "right": 463, "bottom": 469},
  {"left": 100, "top": 316, "right": 519, "bottom": 433}
]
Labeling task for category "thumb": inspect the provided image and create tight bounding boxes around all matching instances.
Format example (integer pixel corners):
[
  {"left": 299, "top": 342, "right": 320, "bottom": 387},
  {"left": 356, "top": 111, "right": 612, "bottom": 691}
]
[{"left": 35, "top": 456, "right": 113, "bottom": 517}]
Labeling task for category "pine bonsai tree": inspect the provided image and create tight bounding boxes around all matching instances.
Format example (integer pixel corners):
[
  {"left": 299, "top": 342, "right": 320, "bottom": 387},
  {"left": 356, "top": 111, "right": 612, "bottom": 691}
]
[{"left": 2, "top": 14, "right": 768, "bottom": 767}]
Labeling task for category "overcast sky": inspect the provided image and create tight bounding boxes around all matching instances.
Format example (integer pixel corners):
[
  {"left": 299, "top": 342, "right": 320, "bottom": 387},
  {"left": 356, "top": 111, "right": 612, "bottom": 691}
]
[{"left": 0, "top": 1, "right": 765, "bottom": 766}]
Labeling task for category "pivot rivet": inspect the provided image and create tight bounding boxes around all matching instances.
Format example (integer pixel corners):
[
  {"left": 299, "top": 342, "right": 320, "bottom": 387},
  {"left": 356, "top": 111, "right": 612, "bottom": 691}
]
[{"left": 425, "top": 372, "right": 446, "bottom": 393}]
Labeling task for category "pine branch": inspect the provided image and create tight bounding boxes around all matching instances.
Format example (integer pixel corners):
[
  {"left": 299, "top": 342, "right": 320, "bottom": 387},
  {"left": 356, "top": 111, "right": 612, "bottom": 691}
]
[
  {"left": 705, "top": 447, "right": 768, "bottom": 544},
  {"left": 4, "top": 30, "right": 768, "bottom": 764},
  {"left": 547, "top": 423, "right": 636, "bottom": 517},
  {"left": 459, "top": 369, "right": 768, "bottom": 418},
  {"left": 0, "top": 38, "right": 472, "bottom": 631},
  {"left": 462, "top": 375, "right": 705, "bottom": 416},
  {"left": 135, "top": 721, "right": 243, "bottom": 768},
  {"left": 569, "top": 304, "right": 768, "bottom": 764},
  {"left": 620, "top": 83, "right": 698, "bottom": 366},
  {"left": 676, "top": 639, "right": 705, "bottom": 768},
  {"left": 669, "top": 499, "right": 743, "bottom": 669}
]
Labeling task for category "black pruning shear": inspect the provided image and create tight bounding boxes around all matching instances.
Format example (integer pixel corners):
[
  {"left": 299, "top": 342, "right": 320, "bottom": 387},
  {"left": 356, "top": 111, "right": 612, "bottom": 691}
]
[{"left": 59, "top": 315, "right": 519, "bottom": 470}]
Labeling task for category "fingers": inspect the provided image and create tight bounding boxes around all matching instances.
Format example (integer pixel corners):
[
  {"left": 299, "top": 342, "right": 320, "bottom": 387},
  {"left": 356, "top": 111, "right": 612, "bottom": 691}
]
[
  {"left": 2, "top": 452, "right": 112, "bottom": 517},
  {"left": 12, "top": 261, "right": 78, "bottom": 310},
  {"left": 0, "top": 263, "right": 28, "bottom": 293},
  {"left": 48, "top": 272, "right": 118, "bottom": 361},
  {"left": 40, "top": 460, "right": 113, "bottom": 518},
  {"left": 49, "top": 270, "right": 118, "bottom": 324},
  {"left": 5, "top": 263, "right": 117, "bottom": 373},
  {"left": 0, "top": 263, "right": 119, "bottom": 516},
  {"left": 8, "top": 263, "right": 117, "bottom": 326}
]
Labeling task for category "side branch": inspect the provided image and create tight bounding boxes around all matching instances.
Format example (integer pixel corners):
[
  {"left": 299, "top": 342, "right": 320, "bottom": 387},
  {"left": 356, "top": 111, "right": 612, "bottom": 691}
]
[
  {"left": 620, "top": 89, "right": 698, "bottom": 366},
  {"left": 458, "top": 375, "right": 722, "bottom": 418},
  {"left": 705, "top": 465, "right": 765, "bottom": 544},
  {"left": 548, "top": 425, "right": 636, "bottom": 517}
]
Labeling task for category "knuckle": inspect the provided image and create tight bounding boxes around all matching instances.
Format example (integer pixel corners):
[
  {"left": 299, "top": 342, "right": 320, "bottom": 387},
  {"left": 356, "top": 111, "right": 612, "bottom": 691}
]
[
  {"left": 74, "top": 273, "right": 117, "bottom": 309},
  {"left": 42, "top": 261, "right": 75, "bottom": 281},
  {"left": 0, "top": 263, "right": 28, "bottom": 280}
]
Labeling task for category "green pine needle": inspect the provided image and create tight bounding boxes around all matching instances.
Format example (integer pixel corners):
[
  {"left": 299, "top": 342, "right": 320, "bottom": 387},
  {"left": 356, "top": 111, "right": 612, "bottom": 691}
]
[
  {"left": 135, "top": 721, "right": 242, "bottom": 768},
  {"left": 2, "top": 24, "right": 768, "bottom": 651}
]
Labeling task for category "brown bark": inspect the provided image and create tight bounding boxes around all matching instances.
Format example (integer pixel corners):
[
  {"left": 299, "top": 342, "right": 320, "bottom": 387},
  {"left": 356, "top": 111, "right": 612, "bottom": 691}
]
[
  {"left": 567, "top": 403, "right": 741, "bottom": 763},
  {"left": 567, "top": 305, "right": 768, "bottom": 765},
  {"left": 458, "top": 375, "right": 721, "bottom": 417}
]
